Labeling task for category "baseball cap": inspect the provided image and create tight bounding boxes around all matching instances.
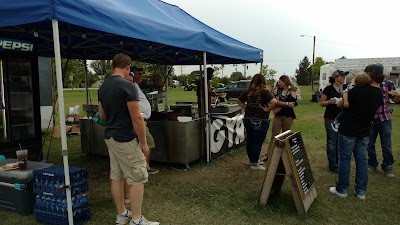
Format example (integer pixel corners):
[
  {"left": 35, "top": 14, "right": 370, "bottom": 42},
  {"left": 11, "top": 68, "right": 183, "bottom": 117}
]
[
  {"left": 364, "top": 63, "right": 383, "bottom": 74},
  {"left": 331, "top": 70, "right": 349, "bottom": 78}
]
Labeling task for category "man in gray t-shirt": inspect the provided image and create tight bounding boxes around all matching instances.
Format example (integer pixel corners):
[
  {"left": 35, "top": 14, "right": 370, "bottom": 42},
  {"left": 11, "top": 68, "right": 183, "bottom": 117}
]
[{"left": 98, "top": 54, "right": 159, "bottom": 225}]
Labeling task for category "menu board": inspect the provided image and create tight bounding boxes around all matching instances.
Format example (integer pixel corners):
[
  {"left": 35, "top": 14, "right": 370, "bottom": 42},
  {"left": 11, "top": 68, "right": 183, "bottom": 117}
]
[{"left": 287, "top": 132, "right": 314, "bottom": 196}]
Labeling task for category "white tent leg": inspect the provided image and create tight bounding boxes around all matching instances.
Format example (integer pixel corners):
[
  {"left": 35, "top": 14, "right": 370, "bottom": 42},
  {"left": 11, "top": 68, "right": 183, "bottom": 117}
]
[
  {"left": 203, "top": 52, "right": 210, "bottom": 163},
  {"left": 165, "top": 64, "right": 169, "bottom": 110},
  {"left": 52, "top": 19, "right": 74, "bottom": 225}
]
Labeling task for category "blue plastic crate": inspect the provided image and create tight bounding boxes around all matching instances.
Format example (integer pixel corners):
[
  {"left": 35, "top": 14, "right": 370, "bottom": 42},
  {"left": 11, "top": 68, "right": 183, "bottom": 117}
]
[
  {"left": 33, "top": 165, "right": 89, "bottom": 198},
  {"left": 35, "top": 207, "right": 90, "bottom": 225},
  {"left": 33, "top": 165, "right": 88, "bottom": 184}
]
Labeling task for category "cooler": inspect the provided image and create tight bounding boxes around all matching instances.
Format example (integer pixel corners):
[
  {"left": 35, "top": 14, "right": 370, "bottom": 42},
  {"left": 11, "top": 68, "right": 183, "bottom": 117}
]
[{"left": 0, "top": 158, "right": 52, "bottom": 215}]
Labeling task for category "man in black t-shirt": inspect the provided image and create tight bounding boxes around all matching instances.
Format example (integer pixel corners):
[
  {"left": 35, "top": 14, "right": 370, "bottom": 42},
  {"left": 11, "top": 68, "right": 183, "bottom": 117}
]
[
  {"left": 98, "top": 54, "right": 159, "bottom": 225},
  {"left": 329, "top": 70, "right": 384, "bottom": 201}
]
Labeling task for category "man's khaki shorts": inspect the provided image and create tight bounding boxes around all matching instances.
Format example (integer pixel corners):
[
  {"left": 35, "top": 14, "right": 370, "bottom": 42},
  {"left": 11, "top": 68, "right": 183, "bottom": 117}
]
[
  {"left": 105, "top": 137, "right": 148, "bottom": 185},
  {"left": 145, "top": 122, "right": 155, "bottom": 149}
]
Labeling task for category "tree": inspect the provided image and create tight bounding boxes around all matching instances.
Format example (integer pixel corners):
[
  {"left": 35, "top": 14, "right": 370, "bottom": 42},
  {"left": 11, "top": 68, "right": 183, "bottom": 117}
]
[
  {"left": 261, "top": 64, "right": 277, "bottom": 86},
  {"left": 90, "top": 60, "right": 112, "bottom": 79},
  {"left": 60, "top": 59, "right": 96, "bottom": 88},
  {"left": 312, "top": 57, "right": 326, "bottom": 82},
  {"left": 230, "top": 71, "right": 244, "bottom": 81},
  {"left": 295, "top": 56, "right": 311, "bottom": 85}
]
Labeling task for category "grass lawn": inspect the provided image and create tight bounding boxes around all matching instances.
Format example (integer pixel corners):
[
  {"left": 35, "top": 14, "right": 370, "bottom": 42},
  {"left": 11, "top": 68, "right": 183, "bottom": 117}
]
[{"left": 1, "top": 85, "right": 399, "bottom": 225}]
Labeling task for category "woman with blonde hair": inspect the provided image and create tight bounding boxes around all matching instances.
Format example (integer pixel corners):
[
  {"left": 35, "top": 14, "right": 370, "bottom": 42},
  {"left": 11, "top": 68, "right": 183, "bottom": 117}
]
[
  {"left": 261, "top": 75, "right": 299, "bottom": 161},
  {"left": 237, "top": 74, "right": 277, "bottom": 170}
]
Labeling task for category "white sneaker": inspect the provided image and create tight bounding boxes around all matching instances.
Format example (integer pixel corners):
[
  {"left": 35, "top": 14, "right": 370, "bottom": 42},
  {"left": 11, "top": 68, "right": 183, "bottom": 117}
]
[
  {"left": 329, "top": 187, "right": 347, "bottom": 198},
  {"left": 354, "top": 190, "right": 365, "bottom": 200},
  {"left": 250, "top": 165, "right": 265, "bottom": 170},
  {"left": 130, "top": 216, "right": 160, "bottom": 225},
  {"left": 116, "top": 210, "right": 132, "bottom": 225},
  {"left": 330, "top": 122, "right": 339, "bottom": 132}
]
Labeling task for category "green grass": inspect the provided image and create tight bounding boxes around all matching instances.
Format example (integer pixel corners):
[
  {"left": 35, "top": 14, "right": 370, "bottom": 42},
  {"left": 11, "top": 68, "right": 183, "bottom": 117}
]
[{"left": 1, "top": 86, "right": 400, "bottom": 225}]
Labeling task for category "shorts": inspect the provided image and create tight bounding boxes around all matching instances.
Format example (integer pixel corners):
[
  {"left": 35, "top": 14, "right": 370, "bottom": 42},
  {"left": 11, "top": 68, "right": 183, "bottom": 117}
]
[
  {"left": 145, "top": 121, "right": 155, "bottom": 149},
  {"left": 105, "top": 137, "right": 148, "bottom": 185}
]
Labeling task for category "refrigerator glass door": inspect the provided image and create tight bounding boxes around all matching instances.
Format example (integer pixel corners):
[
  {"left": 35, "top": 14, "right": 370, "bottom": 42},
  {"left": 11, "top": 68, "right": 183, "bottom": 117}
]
[{"left": 7, "top": 58, "right": 35, "bottom": 140}]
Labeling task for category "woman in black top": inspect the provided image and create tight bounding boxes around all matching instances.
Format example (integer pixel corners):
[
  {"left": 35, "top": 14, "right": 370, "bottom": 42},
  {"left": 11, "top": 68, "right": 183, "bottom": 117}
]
[
  {"left": 320, "top": 70, "right": 348, "bottom": 173},
  {"left": 237, "top": 74, "right": 277, "bottom": 170},
  {"left": 262, "top": 75, "right": 298, "bottom": 161}
]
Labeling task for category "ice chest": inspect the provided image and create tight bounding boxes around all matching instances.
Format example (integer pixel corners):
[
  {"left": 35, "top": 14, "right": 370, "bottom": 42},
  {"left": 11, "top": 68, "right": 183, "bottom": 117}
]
[{"left": 0, "top": 159, "right": 52, "bottom": 215}]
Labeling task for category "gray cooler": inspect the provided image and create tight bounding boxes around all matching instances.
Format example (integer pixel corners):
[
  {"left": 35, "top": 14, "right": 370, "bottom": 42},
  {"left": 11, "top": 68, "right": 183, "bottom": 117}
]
[{"left": 0, "top": 159, "right": 52, "bottom": 215}]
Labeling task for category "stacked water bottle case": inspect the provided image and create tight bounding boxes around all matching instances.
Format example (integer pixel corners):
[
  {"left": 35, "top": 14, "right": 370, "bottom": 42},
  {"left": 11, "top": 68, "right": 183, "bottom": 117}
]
[{"left": 33, "top": 165, "right": 90, "bottom": 224}]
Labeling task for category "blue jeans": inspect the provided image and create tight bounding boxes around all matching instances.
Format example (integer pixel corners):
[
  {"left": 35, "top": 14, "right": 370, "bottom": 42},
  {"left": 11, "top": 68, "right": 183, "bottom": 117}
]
[
  {"left": 367, "top": 119, "right": 394, "bottom": 170},
  {"left": 243, "top": 117, "right": 270, "bottom": 166},
  {"left": 324, "top": 120, "right": 339, "bottom": 172},
  {"left": 336, "top": 134, "right": 369, "bottom": 196}
]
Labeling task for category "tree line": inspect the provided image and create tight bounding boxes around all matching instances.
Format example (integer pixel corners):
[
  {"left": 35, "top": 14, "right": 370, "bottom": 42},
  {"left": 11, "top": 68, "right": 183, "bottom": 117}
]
[{"left": 58, "top": 56, "right": 335, "bottom": 88}]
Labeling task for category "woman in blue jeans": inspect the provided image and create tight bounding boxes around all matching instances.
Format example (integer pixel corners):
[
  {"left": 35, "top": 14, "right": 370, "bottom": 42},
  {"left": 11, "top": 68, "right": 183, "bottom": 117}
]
[
  {"left": 237, "top": 74, "right": 277, "bottom": 170},
  {"left": 329, "top": 69, "right": 383, "bottom": 200},
  {"left": 320, "top": 70, "right": 348, "bottom": 173}
]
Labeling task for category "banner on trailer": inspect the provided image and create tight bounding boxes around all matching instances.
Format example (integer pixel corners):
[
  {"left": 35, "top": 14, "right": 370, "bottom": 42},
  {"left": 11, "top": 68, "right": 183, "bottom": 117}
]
[{"left": 210, "top": 109, "right": 245, "bottom": 159}]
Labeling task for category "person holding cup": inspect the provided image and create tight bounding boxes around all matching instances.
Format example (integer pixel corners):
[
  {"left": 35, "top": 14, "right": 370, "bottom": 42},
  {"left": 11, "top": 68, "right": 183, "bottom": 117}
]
[{"left": 320, "top": 70, "right": 348, "bottom": 173}]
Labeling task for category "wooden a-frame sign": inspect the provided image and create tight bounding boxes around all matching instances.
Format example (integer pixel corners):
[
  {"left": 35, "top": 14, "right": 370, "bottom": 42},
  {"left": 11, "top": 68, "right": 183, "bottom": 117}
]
[{"left": 259, "top": 130, "right": 317, "bottom": 215}]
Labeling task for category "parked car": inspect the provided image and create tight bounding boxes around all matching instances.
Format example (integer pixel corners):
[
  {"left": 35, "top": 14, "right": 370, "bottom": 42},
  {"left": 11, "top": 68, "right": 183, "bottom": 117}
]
[
  {"left": 213, "top": 80, "right": 250, "bottom": 99},
  {"left": 171, "top": 80, "right": 180, "bottom": 88}
]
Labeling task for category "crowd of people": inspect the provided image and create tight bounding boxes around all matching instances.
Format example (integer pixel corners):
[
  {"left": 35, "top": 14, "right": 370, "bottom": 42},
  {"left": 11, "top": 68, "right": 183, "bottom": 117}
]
[
  {"left": 237, "top": 62, "right": 398, "bottom": 201},
  {"left": 98, "top": 53, "right": 398, "bottom": 224}
]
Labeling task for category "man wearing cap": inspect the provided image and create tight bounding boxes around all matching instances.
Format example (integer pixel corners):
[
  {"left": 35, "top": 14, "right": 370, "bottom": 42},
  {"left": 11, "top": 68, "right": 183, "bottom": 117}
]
[
  {"left": 320, "top": 70, "right": 348, "bottom": 173},
  {"left": 329, "top": 70, "right": 384, "bottom": 200},
  {"left": 365, "top": 64, "right": 396, "bottom": 177},
  {"left": 130, "top": 66, "right": 158, "bottom": 174},
  {"left": 98, "top": 54, "right": 159, "bottom": 225}
]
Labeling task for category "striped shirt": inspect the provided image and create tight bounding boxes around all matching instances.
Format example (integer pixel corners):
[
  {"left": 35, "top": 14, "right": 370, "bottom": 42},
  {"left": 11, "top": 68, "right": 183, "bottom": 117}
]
[{"left": 374, "top": 80, "right": 396, "bottom": 121}]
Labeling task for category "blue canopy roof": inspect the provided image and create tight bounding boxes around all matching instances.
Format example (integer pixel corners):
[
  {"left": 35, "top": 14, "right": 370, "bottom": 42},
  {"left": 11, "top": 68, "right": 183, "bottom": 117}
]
[{"left": 0, "top": 0, "right": 263, "bottom": 65}]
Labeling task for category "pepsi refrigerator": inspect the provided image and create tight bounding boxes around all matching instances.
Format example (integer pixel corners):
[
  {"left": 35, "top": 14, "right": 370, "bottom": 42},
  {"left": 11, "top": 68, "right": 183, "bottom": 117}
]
[{"left": 0, "top": 38, "right": 42, "bottom": 160}]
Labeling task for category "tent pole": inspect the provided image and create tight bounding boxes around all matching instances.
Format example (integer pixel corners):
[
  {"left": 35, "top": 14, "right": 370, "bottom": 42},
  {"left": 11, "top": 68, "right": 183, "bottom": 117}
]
[
  {"left": 164, "top": 64, "right": 169, "bottom": 110},
  {"left": 84, "top": 59, "right": 88, "bottom": 105},
  {"left": 52, "top": 19, "right": 74, "bottom": 225},
  {"left": 203, "top": 52, "right": 210, "bottom": 163},
  {"left": 260, "top": 62, "right": 263, "bottom": 74}
]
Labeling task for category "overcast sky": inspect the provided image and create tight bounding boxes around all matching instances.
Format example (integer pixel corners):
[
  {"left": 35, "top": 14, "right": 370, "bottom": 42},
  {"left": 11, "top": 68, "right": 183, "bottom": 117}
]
[{"left": 162, "top": 0, "right": 400, "bottom": 78}]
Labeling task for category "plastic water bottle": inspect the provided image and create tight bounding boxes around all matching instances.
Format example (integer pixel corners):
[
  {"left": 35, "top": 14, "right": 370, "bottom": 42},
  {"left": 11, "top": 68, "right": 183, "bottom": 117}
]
[
  {"left": 35, "top": 195, "right": 42, "bottom": 210},
  {"left": 61, "top": 199, "right": 67, "bottom": 216},
  {"left": 56, "top": 198, "right": 62, "bottom": 215},
  {"left": 41, "top": 195, "right": 47, "bottom": 211},
  {"left": 81, "top": 193, "right": 88, "bottom": 205}
]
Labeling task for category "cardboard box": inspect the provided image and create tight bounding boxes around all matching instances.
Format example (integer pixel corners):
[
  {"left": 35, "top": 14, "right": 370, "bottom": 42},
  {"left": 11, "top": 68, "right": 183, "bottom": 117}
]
[
  {"left": 69, "top": 124, "right": 81, "bottom": 135},
  {"left": 66, "top": 114, "right": 81, "bottom": 122}
]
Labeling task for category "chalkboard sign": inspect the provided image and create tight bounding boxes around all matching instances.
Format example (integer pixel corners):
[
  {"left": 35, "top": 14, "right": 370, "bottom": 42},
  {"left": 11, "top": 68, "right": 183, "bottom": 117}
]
[
  {"left": 259, "top": 130, "right": 317, "bottom": 215},
  {"left": 286, "top": 132, "right": 315, "bottom": 197}
]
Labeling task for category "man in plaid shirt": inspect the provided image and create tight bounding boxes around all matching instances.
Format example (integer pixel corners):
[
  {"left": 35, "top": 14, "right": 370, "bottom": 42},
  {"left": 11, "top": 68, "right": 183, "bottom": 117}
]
[{"left": 366, "top": 64, "right": 396, "bottom": 177}]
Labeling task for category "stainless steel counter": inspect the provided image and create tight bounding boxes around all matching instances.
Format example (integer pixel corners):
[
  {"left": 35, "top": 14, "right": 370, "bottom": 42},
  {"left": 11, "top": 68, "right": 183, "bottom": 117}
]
[{"left": 80, "top": 118, "right": 203, "bottom": 167}]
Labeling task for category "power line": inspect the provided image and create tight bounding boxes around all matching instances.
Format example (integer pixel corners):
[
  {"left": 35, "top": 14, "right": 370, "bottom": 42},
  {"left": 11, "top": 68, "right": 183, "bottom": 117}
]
[{"left": 316, "top": 39, "right": 364, "bottom": 48}]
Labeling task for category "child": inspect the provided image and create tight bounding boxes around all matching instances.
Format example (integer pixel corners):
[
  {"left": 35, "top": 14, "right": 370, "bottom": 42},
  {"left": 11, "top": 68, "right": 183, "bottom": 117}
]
[{"left": 331, "top": 72, "right": 371, "bottom": 132}]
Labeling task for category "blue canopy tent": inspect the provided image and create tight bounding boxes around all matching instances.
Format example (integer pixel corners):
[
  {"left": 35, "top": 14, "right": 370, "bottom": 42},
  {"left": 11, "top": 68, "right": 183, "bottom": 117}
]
[
  {"left": 0, "top": 0, "right": 263, "bottom": 64},
  {"left": 0, "top": 0, "right": 263, "bottom": 223}
]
